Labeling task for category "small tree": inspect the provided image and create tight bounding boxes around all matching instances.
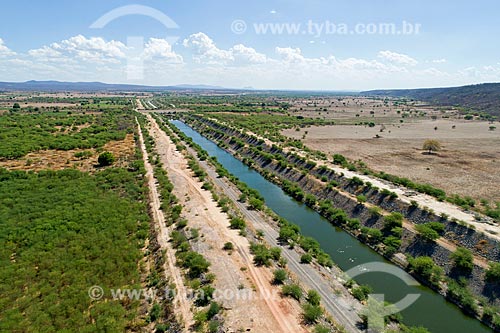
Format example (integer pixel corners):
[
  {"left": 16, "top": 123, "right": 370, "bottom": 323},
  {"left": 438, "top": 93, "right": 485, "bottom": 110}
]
[
  {"left": 98, "top": 151, "right": 115, "bottom": 166},
  {"left": 423, "top": 139, "right": 441, "bottom": 154}
]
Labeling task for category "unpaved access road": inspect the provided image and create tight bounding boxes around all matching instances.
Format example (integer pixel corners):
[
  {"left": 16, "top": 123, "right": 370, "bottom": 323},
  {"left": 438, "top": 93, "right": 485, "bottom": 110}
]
[{"left": 136, "top": 118, "right": 193, "bottom": 329}]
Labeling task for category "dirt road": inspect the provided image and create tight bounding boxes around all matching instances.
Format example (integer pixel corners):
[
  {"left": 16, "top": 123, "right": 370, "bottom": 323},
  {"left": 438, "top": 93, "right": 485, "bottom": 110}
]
[{"left": 136, "top": 118, "right": 193, "bottom": 329}]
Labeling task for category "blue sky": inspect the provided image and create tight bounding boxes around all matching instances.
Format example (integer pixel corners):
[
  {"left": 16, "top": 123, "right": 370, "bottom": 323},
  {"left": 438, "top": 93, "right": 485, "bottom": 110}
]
[{"left": 1, "top": 0, "right": 499, "bottom": 90}]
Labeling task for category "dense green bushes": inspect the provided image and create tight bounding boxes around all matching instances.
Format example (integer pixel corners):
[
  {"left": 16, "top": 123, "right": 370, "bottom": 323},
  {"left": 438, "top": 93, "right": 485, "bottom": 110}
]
[{"left": 0, "top": 167, "right": 149, "bottom": 332}]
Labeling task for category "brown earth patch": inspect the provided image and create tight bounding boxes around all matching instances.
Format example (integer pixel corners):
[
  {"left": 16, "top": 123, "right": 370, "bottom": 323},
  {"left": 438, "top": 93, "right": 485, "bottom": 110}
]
[{"left": 0, "top": 133, "right": 135, "bottom": 172}]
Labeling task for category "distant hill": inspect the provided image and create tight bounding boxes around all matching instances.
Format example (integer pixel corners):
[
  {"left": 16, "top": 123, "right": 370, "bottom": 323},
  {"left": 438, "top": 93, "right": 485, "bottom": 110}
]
[
  {"left": 0, "top": 80, "right": 230, "bottom": 92},
  {"left": 362, "top": 83, "right": 500, "bottom": 117}
]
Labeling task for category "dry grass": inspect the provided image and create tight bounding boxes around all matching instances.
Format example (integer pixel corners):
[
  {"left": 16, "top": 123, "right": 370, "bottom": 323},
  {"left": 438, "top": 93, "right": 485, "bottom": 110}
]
[
  {"left": 282, "top": 96, "right": 457, "bottom": 122},
  {"left": 0, "top": 134, "right": 135, "bottom": 172},
  {"left": 283, "top": 119, "right": 500, "bottom": 203}
]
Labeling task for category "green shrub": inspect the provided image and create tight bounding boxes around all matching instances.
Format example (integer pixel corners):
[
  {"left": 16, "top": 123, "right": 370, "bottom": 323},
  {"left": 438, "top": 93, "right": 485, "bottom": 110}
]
[
  {"left": 408, "top": 256, "right": 443, "bottom": 286},
  {"left": 270, "top": 247, "right": 282, "bottom": 261},
  {"left": 352, "top": 285, "right": 373, "bottom": 301},
  {"left": 249, "top": 243, "right": 272, "bottom": 266},
  {"left": 306, "top": 290, "right": 321, "bottom": 306},
  {"left": 223, "top": 242, "right": 234, "bottom": 251},
  {"left": 451, "top": 247, "right": 474, "bottom": 272},
  {"left": 229, "top": 216, "right": 246, "bottom": 230},
  {"left": 248, "top": 197, "right": 264, "bottom": 210},
  {"left": 301, "top": 253, "right": 313, "bottom": 264},
  {"left": 282, "top": 284, "right": 302, "bottom": 301},
  {"left": 415, "top": 224, "right": 440, "bottom": 241},
  {"left": 383, "top": 212, "right": 403, "bottom": 230},
  {"left": 314, "top": 325, "right": 331, "bottom": 333},
  {"left": 486, "top": 262, "right": 500, "bottom": 282},
  {"left": 273, "top": 269, "right": 287, "bottom": 285},
  {"left": 356, "top": 194, "right": 367, "bottom": 204},
  {"left": 302, "top": 303, "right": 323, "bottom": 324},
  {"left": 347, "top": 218, "right": 361, "bottom": 230},
  {"left": 98, "top": 151, "right": 115, "bottom": 166}
]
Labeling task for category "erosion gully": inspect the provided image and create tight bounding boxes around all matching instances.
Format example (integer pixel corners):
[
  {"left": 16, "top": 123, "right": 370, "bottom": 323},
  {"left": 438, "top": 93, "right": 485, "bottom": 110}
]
[{"left": 172, "top": 120, "right": 491, "bottom": 333}]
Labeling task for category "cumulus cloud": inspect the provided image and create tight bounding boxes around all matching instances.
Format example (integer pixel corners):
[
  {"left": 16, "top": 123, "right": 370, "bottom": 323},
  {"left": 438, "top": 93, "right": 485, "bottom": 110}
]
[
  {"left": 183, "top": 32, "right": 267, "bottom": 65},
  {"left": 0, "top": 38, "right": 16, "bottom": 57},
  {"left": 28, "top": 35, "right": 127, "bottom": 64},
  {"left": 3, "top": 31, "right": 500, "bottom": 89},
  {"left": 275, "top": 47, "right": 306, "bottom": 63},
  {"left": 230, "top": 44, "right": 267, "bottom": 64},
  {"left": 28, "top": 46, "right": 62, "bottom": 58},
  {"left": 378, "top": 50, "right": 418, "bottom": 66},
  {"left": 183, "top": 32, "right": 233, "bottom": 64},
  {"left": 142, "top": 38, "right": 183, "bottom": 63}
]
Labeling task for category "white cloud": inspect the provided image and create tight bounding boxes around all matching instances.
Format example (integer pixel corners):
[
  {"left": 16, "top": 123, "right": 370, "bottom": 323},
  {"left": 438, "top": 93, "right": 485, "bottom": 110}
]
[
  {"left": 3, "top": 32, "right": 500, "bottom": 90},
  {"left": 183, "top": 33, "right": 267, "bottom": 65},
  {"left": 28, "top": 46, "right": 62, "bottom": 58},
  {"left": 432, "top": 58, "right": 447, "bottom": 64},
  {"left": 270, "top": 10, "right": 277, "bottom": 14},
  {"left": 183, "top": 32, "right": 233, "bottom": 64},
  {"left": 378, "top": 50, "right": 418, "bottom": 66},
  {"left": 29, "top": 35, "right": 127, "bottom": 64},
  {"left": 230, "top": 44, "right": 267, "bottom": 64},
  {"left": 142, "top": 38, "right": 183, "bottom": 63},
  {"left": 0, "top": 38, "right": 16, "bottom": 57}
]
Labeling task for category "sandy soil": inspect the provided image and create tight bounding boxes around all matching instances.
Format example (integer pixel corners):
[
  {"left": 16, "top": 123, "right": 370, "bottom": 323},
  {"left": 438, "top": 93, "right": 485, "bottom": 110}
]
[
  {"left": 136, "top": 99, "right": 145, "bottom": 110},
  {"left": 137, "top": 119, "right": 194, "bottom": 329},
  {"left": 283, "top": 120, "right": 500, "bottom": 203},
  {"left": 147, "top": 115, "right": 306, "bottom": 333}
]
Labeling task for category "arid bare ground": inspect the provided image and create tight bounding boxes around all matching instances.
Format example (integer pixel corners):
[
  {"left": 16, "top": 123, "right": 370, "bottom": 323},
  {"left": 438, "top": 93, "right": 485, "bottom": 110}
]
[
  {"left": 282, "top": 96, "right": 457, "bottom": 121},
  {"left": 137, "top": 119, "right": 194, "bottom": 329},
  {"left": 284, "top": 120, "right": 500, "bottom": 203},
  {"left": 147, "top": 115, "right": 307, "bottom": 333},
  {"left": 0, "top": 133, "right": 135, "bottom": 172}
]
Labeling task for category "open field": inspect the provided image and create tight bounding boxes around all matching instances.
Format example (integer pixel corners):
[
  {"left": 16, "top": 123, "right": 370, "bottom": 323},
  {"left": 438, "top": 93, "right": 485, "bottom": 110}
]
[
  {"left": 284, "top": 96, "right": 457, "bottom": 121},
  {"left": 283, "top": 119, "right": 500, "bottom": 202}
]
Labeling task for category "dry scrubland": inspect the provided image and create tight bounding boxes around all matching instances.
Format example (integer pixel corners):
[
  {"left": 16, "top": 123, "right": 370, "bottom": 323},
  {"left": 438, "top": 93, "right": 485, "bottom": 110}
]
[
  {"left": 283, "top": 96, "right": 455, "bottom": 122},
  {"left": 281, "top": 97, "right": 500, "bottom": 203}
]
